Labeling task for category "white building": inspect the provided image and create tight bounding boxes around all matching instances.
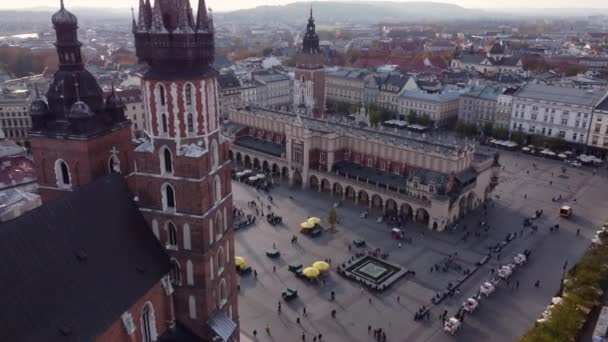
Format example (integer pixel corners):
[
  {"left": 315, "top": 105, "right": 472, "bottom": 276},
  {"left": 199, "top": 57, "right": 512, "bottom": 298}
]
[
  {"left": 0, "top": 96, "right": 31, "bottom": 146},
  {"left": 252, "top": 69, "right": 292, "bottom": 109},
  {"left": 112, "top": 88, "right": 145, "bottom": 137},
  {"left": 510, "top": 83, "right": 608, "bottom": 144},
  {"left": 590, "top": 97, "right": 608, "bottom": 152}
]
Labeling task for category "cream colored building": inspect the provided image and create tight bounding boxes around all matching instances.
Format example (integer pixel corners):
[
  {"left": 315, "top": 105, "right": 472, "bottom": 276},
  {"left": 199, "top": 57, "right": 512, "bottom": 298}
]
[
  {"left": 325, "top": 69, "right": 368, "bottom": 105},
  {"left": 589, "top": 97, "right": 608, "bottom": 152},
  {"left": 399, "top": 90, "right": 461, "bottom": 126},
  {"left": 0, "top": 96, "right": 31, "bottom": 146},
  {"left": 224, "top": 107, "right": 500, "bottom": 231}
]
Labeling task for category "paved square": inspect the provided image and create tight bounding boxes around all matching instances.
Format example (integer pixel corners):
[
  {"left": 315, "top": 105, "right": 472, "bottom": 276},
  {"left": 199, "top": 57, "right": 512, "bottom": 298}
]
[{"left": 233, "top": 148, "right": 608, "bottom": 342}]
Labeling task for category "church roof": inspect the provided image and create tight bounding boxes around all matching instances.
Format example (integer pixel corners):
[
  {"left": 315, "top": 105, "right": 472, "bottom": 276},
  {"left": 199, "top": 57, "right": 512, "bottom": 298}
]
[{"left": 0, "top": 174, "right": 170, "bottom": 342}]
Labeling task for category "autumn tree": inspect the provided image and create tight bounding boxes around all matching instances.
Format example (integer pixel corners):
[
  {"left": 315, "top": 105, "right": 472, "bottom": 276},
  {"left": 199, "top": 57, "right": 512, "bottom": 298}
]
[{"left": 328, "top": 207, "right": 337, "bottom": 229}]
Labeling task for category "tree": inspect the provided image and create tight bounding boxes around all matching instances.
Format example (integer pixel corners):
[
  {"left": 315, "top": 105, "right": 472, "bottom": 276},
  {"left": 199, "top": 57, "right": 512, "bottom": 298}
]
[
  {"left": 328, "top": 207, "right": 337, "bottom": 229},
  {"left": 262, "top": 47, "right": 273, "bottom": 57},
  {"left": 368, "top": 105, "right": 390, "bottom": 126},
  {"left": 417, "top": 114, "right": 433, "bottom": 127},
  {"left": 483, "top": 122, "right": 494, "bottom": 137},
  {"left": 492, "top": 127, "right": 509, "bottom": 140},
  {"left": 407, "top": 110, "right": 417, "bottom": 124}
]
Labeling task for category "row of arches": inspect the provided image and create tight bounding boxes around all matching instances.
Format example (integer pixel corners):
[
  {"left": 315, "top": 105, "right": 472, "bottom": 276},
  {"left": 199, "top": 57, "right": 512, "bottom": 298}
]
[
  {"left": 308, "top": 174, "right": 431, "bottom": 226},
  {"left": 230, "top": 150, "right": 289, "bottom": 179}
]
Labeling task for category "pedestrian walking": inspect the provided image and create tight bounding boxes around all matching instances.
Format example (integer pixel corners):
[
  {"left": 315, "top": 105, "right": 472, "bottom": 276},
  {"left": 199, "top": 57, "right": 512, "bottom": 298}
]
[
  {"left": 313, "top": 336, "right": 316, "bottom": 342},
  {"left": 265, "top": 324, "right": 271, "bottom": 334},
  {"left": 277, "top": 301, "right": 281, "bottom": 313},
  {"left": 516, "top": 280, "right": 520, "bottom": 289},
  {"left": 297, "top": 317, "right": 301, "bottom": 324},
  {"left": 272, "top": 242, "right": 276, "bottom": 249},
  {"left": 253, "top": 330, "right": 257, "bottom": 338},
  {"left": 253, "top": 270, "right": 258, "bottom": 278},
  {"left": 368, "top": 325, "right": 371, "bottom": 334},
  {"left": 318, "top": 333, "right": 323, "bottom": 341},
  {"left": 273, "top": 265, "right": 276, "bottom": 273},
  {"left": 397, "top": 295, "right": 400, "bottom": 303},
  {"left": 534, "top": 280, "right": 541, "bottom": 288},
  {"left": 303, "top": 307, "right": 307, "bottom": 316},
  {"left": 302, "top": 332, "right": 306, "bottom": 341},
  {"left": 577, "top": 228, "right": 581, "bottom": 236}
]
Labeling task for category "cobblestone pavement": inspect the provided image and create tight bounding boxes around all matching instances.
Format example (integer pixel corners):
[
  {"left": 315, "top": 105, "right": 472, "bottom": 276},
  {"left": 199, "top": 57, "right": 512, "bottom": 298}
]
[{"left": 234, "top": 149, "right": 608, "bottom": 342}]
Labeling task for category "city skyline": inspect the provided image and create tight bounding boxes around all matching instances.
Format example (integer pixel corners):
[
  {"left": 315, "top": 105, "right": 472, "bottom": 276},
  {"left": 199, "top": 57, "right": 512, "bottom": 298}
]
[{"left": 1, "top": 0, "right": 608, "bottom": 12}]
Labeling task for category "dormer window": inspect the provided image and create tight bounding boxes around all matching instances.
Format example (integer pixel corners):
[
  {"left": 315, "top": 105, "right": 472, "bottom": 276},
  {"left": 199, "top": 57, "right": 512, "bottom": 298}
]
[{"left": 54, "top": 159, "right": 71, "bottom": 188}]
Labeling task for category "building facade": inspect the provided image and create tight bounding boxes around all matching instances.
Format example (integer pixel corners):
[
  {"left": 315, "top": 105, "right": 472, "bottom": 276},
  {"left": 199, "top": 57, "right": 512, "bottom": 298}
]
[
  {"left": 293, "top": 9, "right": 325, "bottom": 117},
  {"left": 496, "top": 87, "right": 518, "bottom": 130},
  {"left": 458, "top": 85, "right": 505, "bottom": 129},
  {"left": 22, "top": 1, "right": 238, "bottom": 341},
  {"left": 133, "top": 0, "right": 239, "bottom": 339},
  {"left": 113, "top": 88, "right": 146, "bottom": 136},
  {"left": 510, "top": 83, "right": 607, "bottom": 145},
  {"left": 590, "top": 97, "right": 608, "bottom": 151},
  {"left": 218, "top": 72, "right": 242, "bottom": 119},
  {"left": 325, "top": 69, "right": 368, "bottom": 105},
  {"left": 0, "top": 95, "right": 31, "bottom": 146},
  {"left": 399, "top": 90, "right": 461, "bottom": 126},
  {"left": 252, "top": 69, "right": 291, "bottom": 109},
  {"left": 451, "top": 43, "right": 524, "bottom": 75},
  {"left": 226, "top": 107, "right": 500, "bottom": 232}
]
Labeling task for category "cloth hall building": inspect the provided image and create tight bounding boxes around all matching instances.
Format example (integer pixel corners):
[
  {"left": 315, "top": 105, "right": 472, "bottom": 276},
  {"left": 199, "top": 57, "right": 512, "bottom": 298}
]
[{"left": 225, "top": 107, "right": 500, "bottom": 232}]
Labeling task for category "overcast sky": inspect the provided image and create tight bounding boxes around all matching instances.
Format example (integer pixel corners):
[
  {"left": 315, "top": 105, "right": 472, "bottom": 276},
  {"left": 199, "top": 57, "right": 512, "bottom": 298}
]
[{"left": 2, "top": 0, "right": 608, "bottom": 12}]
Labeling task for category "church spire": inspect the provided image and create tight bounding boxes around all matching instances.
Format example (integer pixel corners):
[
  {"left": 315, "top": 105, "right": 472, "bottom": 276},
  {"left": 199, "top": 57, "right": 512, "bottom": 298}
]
[
  {"left": 196, "top": 0, "right": 209, "bottom": 31},
  {"left": 137, "top": 0, "right": 146, "bottom": 32}
]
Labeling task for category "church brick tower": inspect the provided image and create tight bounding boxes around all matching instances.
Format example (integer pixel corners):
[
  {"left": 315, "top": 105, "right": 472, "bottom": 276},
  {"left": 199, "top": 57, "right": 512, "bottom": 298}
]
[
  {"left": 293, "top": 8, "right": 325, "bottom": 118},
  {"left": 29, "top": 0, "right": 132, "bottom": 203},
  {"left": 132, "top": 0, "right": 239, "bottom": 340}
]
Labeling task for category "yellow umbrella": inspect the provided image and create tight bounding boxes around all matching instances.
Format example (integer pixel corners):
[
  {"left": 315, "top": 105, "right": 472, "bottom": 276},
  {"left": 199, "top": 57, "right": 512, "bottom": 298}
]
[
  {"left": 302, "top": 267, "right": 320, "bottom": 278},
  {"left": 308, "top": 217, "right": 321, "bottom": 225},
  {"left": 300, "top": 221, "right": 314, "bottom": 229},
  {"left": 235, "top": 256, "right": 247, "bottom": 269},
  {"left": 312, "top": 261, "right": 330, "bottom": 272}
]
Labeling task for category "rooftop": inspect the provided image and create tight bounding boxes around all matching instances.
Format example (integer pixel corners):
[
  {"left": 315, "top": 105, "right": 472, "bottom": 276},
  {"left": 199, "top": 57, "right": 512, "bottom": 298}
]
[
  {"left": 0, "top": 174, "right": 170, "bottom": 342},
  {"left": 515, "top": 83, "right": 607, "bottom": 107},
  {"left": 234, "top": 136, "right": 286, "bottom": 157}
]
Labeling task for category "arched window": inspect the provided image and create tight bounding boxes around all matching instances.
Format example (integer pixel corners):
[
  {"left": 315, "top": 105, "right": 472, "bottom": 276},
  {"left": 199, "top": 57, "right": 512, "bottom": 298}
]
[
  {"left": 160, "top": 147, "right": 173, "bottom": 174},
  {"left": 216, "top": 211, "right": 223, "bottom": 240},
  {"left": 162, "top": 183, "right": 176, "bottom": 211},
  {"left": 54, "top": 159, "right": 71, "bottom": 187},
  {"left": 223, "top": 207, "right": 228, "bottom": 232},
  {"left": 141, "top": 303, "right": 157, "bottom": 342},
  {"left": 209, "top": 255, "right": 214, "bottom": 280},
  {"left": 187, "top": 113, "right": 194, "bottom": 133},
  {"left": 108, "top": 155, "right": 120, "bottom": 174},
  {"left": 217, "top": 247, "right": 225, "bottom": 274},
  {"left": 159, "top": 84, "right": 166, "bottom": 106},
  {"left": 185, "top": 84, "right": 193, "bottom": 106},
  {"left": 186, "top": 260, "right": 194, "bottom": 286},
  {"left": 210, "top": 139, "right": 219, "bottom": 170},
  {"left": 188, "top": 296, "right": 197, "bottom": 319},
  {"left": 214, "top": 175, "right": 221, "bottom": 204},
  {"left": 166, "top": 221, "right": 178, "bottom": 249},
  {"left": 183, "top": 224, "right": 191, "bottom": 250},
  {"left": 152, "top": 220, "right": 159, "bottom": 240},
  {"left": 161, "top": 114, "right": 168, "bottom": 134},
  {"left": 219, "top": 278, "right": 228, "bottom": 307},
  {"left": 169, "top": 259, "right": 181, "bottom": 285},
  {"left": 209, "top": 220, "right": 214, "bottom": 246}
]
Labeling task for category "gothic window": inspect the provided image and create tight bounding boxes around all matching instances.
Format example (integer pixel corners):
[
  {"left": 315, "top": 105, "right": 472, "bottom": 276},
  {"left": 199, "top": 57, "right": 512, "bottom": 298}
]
[
  {"left": 209, "top": 220, "right": 214, "bottom": 246},
  {"left": 54, "top": 159, "right": 71, "bottom": 188},
  {"left": 166, "top": 222, "right": 178, "bottom": 249},
  {"left": 219, "top": 278, "right": 228, "bottom": 307},
  {"left": 187, "top": 113, "right": 194, "bottom": 133},
  {"left": 169, "top": 259, "right": 181, "bottom": 285},
  {"left": 152, "top": 220, "right": 159, "bottom": 240},
  {"left": 215, "top": 211, "right": 223, "bottom": 240},
  {"left": 108, "top": 155, "right": 120, "bottom": 174},
  {"left": 186, "top": 260, "right": 194, "bottom": 286},
  {"left": 214, "top": 175, "right": 222, "bottom": 204},
  {"left": 185, "top": 84, "right": 193, "bottom": 106},
  {"left": 183, "top": 224, "right": 191, "bottom": 250},
  {"left": 223, "top": 207, "right": 228, "bottom": 232},
  {"left": 188, "top": 296, "right": 197, "bottom": 319},
  {"left": 161, "top": 114, "right": 168, "bottom": 134},
  {"left": 160, "top": 147, "right": 173, "bottom": 174},
  {"left": 217, "top": 247, "right": 225, "bottom": 274},
  {"left": 210, "top": 255, "right": 214, "bottom": 280},
  {"left": 211, "top": 139, "right": 219, "bottom": 170},
  {"left": 162, "top": 183, "right": 176, "bottom": 211},
  {"left": 159, "top": 84, "right": 166, "bottom": 106},
  {"left": 141, "top": 303, "right": 157, "bottom": 342}
]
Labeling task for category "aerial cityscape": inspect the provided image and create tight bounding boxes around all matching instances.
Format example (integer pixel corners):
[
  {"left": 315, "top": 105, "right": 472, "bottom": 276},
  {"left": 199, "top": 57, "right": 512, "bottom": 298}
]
[{"left": 1, "top": 1, "right": 608, "bottom": 342}]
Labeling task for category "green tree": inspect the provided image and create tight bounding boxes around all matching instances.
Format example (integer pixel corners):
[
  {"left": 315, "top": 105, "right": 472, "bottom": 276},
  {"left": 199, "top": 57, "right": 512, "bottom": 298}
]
[
  {"left": 368, "top": 105, "right": 389, "bottom": 126},
  {"left": 407, "top": 110, "right": 417, "bottom": 124},
  {"left": 492, "top": 127, "right": 509, "bottom": 140},
  {"left": 483, "top": 122, "right": 494, "bottom": 137},
  {"left": 328, "top": 207, "right": 337, "bottom": 229},
  {"left": 417, "top": 114, "right": 433, "bottom": 127}
]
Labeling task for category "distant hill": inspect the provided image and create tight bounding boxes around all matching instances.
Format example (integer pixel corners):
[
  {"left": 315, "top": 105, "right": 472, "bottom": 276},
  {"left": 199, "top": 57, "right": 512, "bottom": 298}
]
[{"left": 221, "top": 1, "right": 487, "bottom": 24}]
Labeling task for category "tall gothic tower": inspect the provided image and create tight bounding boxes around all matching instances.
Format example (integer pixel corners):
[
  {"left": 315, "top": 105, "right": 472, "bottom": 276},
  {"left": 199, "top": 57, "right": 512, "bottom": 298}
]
[
  {"left": 29, "top": 0, "right": 131, "bottom": 203},
  {"left": 132, "top": 0, "right": 239, "bottom": 340},
  {"left": 293, "top": 8, "right": 325, "bottom": 118}
]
